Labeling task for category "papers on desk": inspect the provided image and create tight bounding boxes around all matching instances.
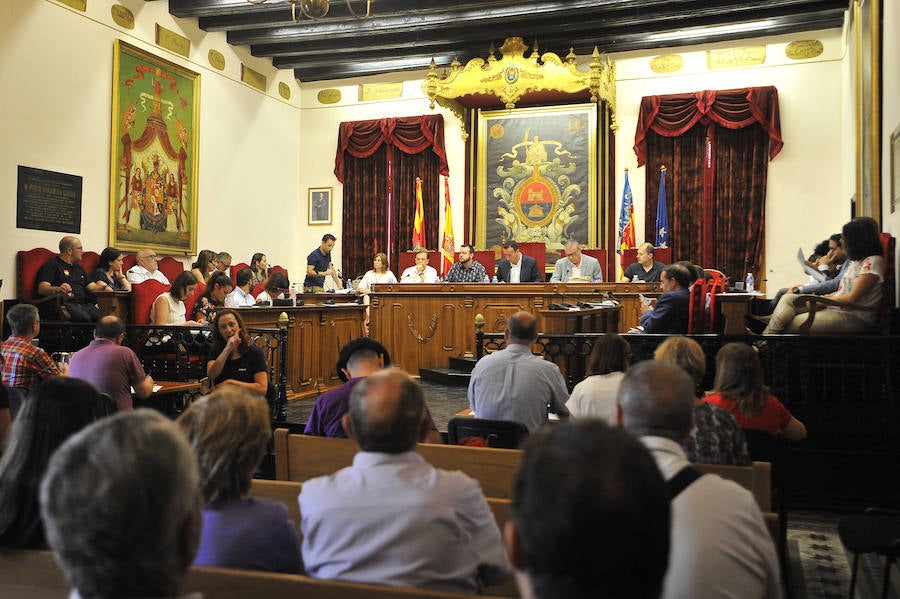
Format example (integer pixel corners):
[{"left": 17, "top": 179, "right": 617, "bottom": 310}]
[
  {"left": 797, "top": 247, "right": 826, "bottom": 282},
  {"left": 131, "top": 385, "right": 163, "bottom": 394}
]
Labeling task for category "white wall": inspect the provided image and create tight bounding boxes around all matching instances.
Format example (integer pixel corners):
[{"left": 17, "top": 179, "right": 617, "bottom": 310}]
[
  {"left": 882, "top": 0, "right": 900, "bottom": 303},
  {"left": 0, "top": 0, "right": 303, "bottom": 290}
]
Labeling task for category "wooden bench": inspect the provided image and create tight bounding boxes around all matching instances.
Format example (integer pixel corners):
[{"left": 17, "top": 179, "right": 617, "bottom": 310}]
[
  {"left": 0, "top": 550, "right": 508, "bottom": 599},
  {"left": 274, "top": 430, "right": 521, "bottom": 499}
]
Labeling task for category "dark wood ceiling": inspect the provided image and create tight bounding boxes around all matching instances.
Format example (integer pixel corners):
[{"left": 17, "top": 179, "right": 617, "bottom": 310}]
[{"left": 168, "top": 0, "right": 850, "bottom": 83}]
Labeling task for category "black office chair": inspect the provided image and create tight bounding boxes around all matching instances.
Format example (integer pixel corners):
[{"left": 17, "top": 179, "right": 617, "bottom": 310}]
[
  {"left": 838, "top": 508, "right": 900, "bottom": 599},
  {"left": 447, "top": 417, "right": 529, "bottom": 449}
]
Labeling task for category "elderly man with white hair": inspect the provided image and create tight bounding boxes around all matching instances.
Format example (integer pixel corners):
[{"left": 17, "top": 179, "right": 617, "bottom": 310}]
[{"left": 126, "top": 248, "right": 171, "bottom": 285}]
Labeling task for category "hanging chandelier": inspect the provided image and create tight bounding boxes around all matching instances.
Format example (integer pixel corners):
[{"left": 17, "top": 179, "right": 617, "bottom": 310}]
[{"left": 245, "top": 0, "right": 372, "bottom": 22}]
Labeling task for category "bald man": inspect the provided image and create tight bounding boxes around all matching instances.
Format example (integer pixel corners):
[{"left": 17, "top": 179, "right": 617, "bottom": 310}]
[
  {"left": 300, "top": 369, "right": 509, "bottom": 592},
  {"left": 467, "top": 311, "right": 570, "bottom": 432},
  {"left": 69, "top": 315, "right": 154, "bottom": 411},
  {"left": 624, "top": 242, "right": 665, "bottom": 282},
  {"left": 36, "top": 236, "right": 100, "bottom": 322},
  {"left": 618, "top": 361, "right": 781, "bottom": 599},
  {"left": 126, "top": 249, "right": 170, "bottom": 284}
]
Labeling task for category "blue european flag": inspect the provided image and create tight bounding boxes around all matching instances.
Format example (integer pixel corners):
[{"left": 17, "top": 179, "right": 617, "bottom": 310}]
[{"left": 655, "top": 167, "right": 668, "bottom": 248}]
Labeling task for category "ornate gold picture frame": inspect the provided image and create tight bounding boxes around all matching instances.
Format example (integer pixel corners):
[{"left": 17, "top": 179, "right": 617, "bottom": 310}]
[
  {"left": 854, "top": 0, "right": 881, "bottom": 221},
  {"left": 109, "top": 39, "right": 200, "bottom": 255},
  {"left": 475, "top": 103, "right": 598, "bottom": 260}
]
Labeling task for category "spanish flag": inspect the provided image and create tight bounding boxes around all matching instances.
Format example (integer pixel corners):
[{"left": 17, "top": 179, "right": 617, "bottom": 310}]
[
  {"left": 412, "top": 176, "right": 426, "bottom": 250},
  {"left": 440, "top": 177, "right": 455, "bottom": 275}
]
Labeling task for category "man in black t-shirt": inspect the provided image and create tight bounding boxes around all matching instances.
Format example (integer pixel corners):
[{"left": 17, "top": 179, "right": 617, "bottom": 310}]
[{"left": 36, "top": 236, "right": 100, "bottom": 322}]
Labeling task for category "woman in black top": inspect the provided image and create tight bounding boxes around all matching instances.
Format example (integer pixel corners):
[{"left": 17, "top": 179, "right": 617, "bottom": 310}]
[{"left": 207, "top": 309, "right": 267, "bottom": 396}]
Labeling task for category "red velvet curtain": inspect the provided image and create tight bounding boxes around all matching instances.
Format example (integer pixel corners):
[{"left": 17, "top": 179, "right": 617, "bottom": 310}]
[
  {"left": 635, "top": 87, "right": 781, "bottom": 282},
  {"left": 336, "top": 115, "right": 448, "bottom": 278},
  {"left": 341, "top": 146, "right": 389, "bottom": 280}
]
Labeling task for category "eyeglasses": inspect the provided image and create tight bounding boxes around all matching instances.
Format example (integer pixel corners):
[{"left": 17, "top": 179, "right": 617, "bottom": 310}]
[{"left": 144, "top": 255, "right": 159, "bottom": 261}]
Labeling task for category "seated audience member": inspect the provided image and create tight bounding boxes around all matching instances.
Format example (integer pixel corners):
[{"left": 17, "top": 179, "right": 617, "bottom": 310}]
[
  {"left": 39, "top": 410, "right": 201, "bottom": 599},
  {"left": 618, "top": 361, "right": 783, "bottom": 599},
  {"left": 92, "top": 247, "right": 132, "bottom": 292},
  {"left": 763, "top": 233, "right": 848, "bottom": 316},
  {"left": 400, "top": 249, "right": 440, "bottom": 283},
  {"left": 565, "top": 333, "right": 629, "bottom": 423},
  {"left": 226, "top": 267, "right": 257, "bottom": 308},
  {"left": 0, "top": 356, "right": 9, "bottom": 446},
  {"left": 212, "top": 251, "right": 232, "bottom": 276},
  {"left": 815, "top": 233, "right": 847, "bottom": 280},
  {"left": 653, "top": 336, "right": 750, "bottom": 465},
  {"left": 357, "top": 252, "right": 398, "bottom": 292},
  {"left": 192, "top": 272, "right": 234, "bottom": 324},
  {"left": 624, "top": 242, "right": 665, "bottom": 282},
  {"left": 304, "top": 338, "right": 442, "bottom": 442},
  {"left": 250, "top": 252, "right": 269, "bottom": 284},
  {"left": 126, "top": 248, "right": 170, "bottom": 285},
  {"left": 300, "top": 369, "right": 509, "bottom": 592},
  {"left": 152, "top": 271, "right": 201, "bottom": 326},
  {"left": 638, "top": 263, "right": 693, "bottom": 333},
  {"left": 178, "top": 388, "right": 301, "bottom": 573},
  {"left": 1, "top": 304, "right": 63, "bottom": 418},
  {"left": 444, "top": 244, "right": 488, "bottom": 283},
  {"left": 496, "top": 241, "right": 544, "bottom": 283},
  {"left": 191, "top": 249, "right": 216, "bottom": 284},
  {"left": 506, "top": 421, "right": 670, "bottom": 599},
  {"left": 0, "top": 377, "right": 104, "bottom": 549},
  {"left": 36, "top": 235, "right": 100, "bottom": 322},
  {"left": 764, "top": 217, "right": 883, "bottom": 334},
  {"left": 468, "top": 311, "right": 569, "bottom": 432},
  {"left": 69, "top": 316, "right": 154, "bottom": 412},
  {"left": 256, "top": 271, "right": 290, "bottom": 305},
  {"left": 550, "top": 239, "right": 603, "bottom": 283},
  {"left": 207, "top": 309, "right": 267, "bottom": 396},
  {"left": 705, "top": 342, "right": 807, "bottom": 440}
]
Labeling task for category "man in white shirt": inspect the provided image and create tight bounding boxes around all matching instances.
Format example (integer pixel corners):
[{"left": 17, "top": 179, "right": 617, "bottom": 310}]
[
  {"left": 618, "top": 361, "right": 783, "bottom": 599},
  {"left": 400, "top": 249, "right": 440, "bottom": 283},
  {"left": 467, "top": 311, "right": 570, "bottom": 432},
  {"left": 300, "top": 369, "right": 509, "bottom": 593},
  {"left": 225, "top": 267, "right": 257, "bottom": 307},
  {"left": 126, "top": 249, "right": 171, "bottom": 285}
]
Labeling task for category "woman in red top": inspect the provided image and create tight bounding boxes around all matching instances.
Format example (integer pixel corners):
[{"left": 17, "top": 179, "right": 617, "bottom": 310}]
[{"left": 704, "top": 342, "right": 807, "bottom": 440}]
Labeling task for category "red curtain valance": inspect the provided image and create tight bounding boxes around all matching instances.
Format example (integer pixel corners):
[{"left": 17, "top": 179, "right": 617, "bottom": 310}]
[
  {"left": 334, "top": 114, "right": 449, "bottom": 183},
  {"left": 633, "top": 87, "right": 783, "bottom": 167}
]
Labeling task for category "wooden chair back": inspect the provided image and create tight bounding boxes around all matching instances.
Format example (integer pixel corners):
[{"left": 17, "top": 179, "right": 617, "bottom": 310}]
[
  {"left": 695, "top": 461, "right": 772, "bottom": 512},
  {"left": 274, "top": 431, "right": 521, "bottom": 499}
]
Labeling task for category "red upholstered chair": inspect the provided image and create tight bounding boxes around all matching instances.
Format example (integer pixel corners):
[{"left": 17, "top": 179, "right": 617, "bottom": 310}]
[
  {"left": 131, "top": 279, "right": 170, "bottom": 325},
  {"left": 122, "top": 253, "right": 137, "bottom": 272},
  {"left": 230, "top": 263, "right": 250, "bottom": 286},
  {"left": 397, "top": 250, "right": 441, "bottom": 274},
  {"left": 621, "top": 247, "right": 673, "bottom": 277},
  {"left": 16, "top": 248, "right": 56, "bottom": 303},
  {"left": 183, "top": 281, "right": 206, "bottom": 320},
  {"left": 80, "top": 251, "right": 100, "bottom": 277},
  {"left": 474, "top": 250, "right": 496, "bottom": 278},
  {"left": 269, "top": 265, "right": 290, "bottom": 283},
  {"left": 704, "top": 268, "right": 728, "bottom": 333},
  {"left": 556, "top": 248, "right": 608, "bottom": 280},
  {"left": 517, "top": 242, "right": 546, "bottom": 281},
  {"left": 251, "top": 282, "right": 266, "bottom": 298},
  {"left": 157, "top": 257, "right": 185, "bottom": 283},
  {"left": 687, "top": 279, "right": 707, "bottom": 334}
]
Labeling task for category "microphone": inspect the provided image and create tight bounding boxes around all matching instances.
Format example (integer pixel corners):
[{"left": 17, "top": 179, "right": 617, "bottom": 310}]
[{"left": 549, "top": 291, "right": 578, "bottom": 310}]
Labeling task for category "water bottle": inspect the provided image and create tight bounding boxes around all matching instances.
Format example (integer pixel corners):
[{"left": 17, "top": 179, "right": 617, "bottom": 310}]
[
  {"left": 491, "top": 274, "right": 499, "bottom": 284},
  {"left": 745, "top": 272, "right": 754, "bottom": 293},
  {"left": 632, "top": 274, "right": 640, "bottom": 282}
]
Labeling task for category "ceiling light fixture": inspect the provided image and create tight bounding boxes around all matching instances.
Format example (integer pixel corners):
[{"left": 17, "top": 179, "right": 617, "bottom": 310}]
[{"left": 245, "top": 0, "right": 372, "bottom": 23}]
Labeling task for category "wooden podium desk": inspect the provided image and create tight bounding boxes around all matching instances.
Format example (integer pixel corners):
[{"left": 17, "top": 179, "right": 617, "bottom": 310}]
[
  {"left": 95, "top": 290, "right": 131, "bottom": 322},
  {"left": 236, "top": 303, "right": 366, "bottom": 397},
  {"left": 369, "top": 282, "right": 658, "bottom": 372}
]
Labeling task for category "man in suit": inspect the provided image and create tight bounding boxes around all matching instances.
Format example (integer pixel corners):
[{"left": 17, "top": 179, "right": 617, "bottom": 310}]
[
  {"left": 550, "top": 240, "right": 603, "bottom": 283},
  {"left": 638, "top": 263, "right": 693, "bottom": 333},
  {"left": 495, "top": 241, "right": 543, "bottom": 283}
]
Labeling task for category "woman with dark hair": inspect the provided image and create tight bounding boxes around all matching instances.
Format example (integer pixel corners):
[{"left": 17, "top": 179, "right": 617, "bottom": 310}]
[
  {"left": 191, "top": 249, "right": 216, "bottom": 284},
  {"left": 90, "top": 247, "right": 131, "bottom": 292},
  {"left": 0, "top": 377, "right": 105, "bottom": 548},
  {"left": 705, "top": 342, "right": 807, "bottom": 439},
  {"left": 654, "top": 336, "right": 750, "bottom": 465},
  {"left": 565, "top": 333, "right": 629, "bottom": 423},
  {"left": 764, "top": 217, "right": 884, "bottom": 334},
  {"left": 250, "top": 253, "right": 269, "bottom": 284},
  {"left": 152, "top": 271, "right": 201, "bottom": 326},
  {"left": 178, "top": 388, "right": 300, "bottom": 573},
  {"left": 255, "top": 272, "right": 290, "bottom": 305},
  {"left": 207, "top": 309, "right": 267, "bottom": 396},
  {"left": 192, "top": 272, "right": 234, "bottom": 325}
]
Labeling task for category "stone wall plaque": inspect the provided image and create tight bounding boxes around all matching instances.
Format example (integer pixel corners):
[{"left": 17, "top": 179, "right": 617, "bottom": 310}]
[{"left": 17, "top": 165, "right": 83, "bottom": 234}]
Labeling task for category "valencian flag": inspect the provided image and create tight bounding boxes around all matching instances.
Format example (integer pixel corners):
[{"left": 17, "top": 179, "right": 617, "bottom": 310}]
[
  {"left": 412, "top": 177, "right": 426, "bottom": 250},
  {"left": 617, "top": 168, "right": 636, "bottom": 278},
  {"left": 656, "top": 165, "right": 669, "bottom": 248},
  {"left": 440, "top": 177, "right": 455, "bottom": 275}
]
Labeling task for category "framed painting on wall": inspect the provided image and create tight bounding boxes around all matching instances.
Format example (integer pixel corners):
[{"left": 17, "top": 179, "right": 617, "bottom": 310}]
[
  {"left": 854, "top": 0, "right": 881, "bottom": 221},
  {"left": 475, "top": 103, "right": 598, "bottom": 267},
  {"left": 109, "top": 39, "right": 200, "bottom": 255},
  {"left": 309, "top": 187, "right": 332, "bottom": 225}
]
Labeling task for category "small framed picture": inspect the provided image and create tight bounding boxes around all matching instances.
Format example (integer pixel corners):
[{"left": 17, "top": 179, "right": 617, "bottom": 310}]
[{"left": 308, "top": 187, "right": 332, "bottom": 225}]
